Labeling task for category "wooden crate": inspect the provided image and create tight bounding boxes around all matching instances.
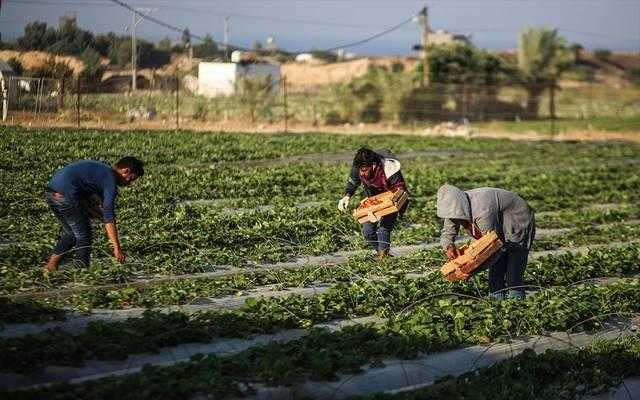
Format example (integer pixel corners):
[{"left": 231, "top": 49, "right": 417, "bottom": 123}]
[
  {"left": 440, "top": 230, "right": 503, "bottom": 281},
  {"left": 353, "top": 189, "right": 408, "bottom": 224}
]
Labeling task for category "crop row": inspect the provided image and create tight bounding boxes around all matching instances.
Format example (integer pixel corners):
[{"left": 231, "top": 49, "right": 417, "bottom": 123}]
[
  {"left": 3, "top": 279, "right": 640, "bottom": 398},
  {"left": 2, "top": 161, "right": 638, "bottom": 294},
  {"left": 1, "top": 245, "right": 638, "bottom": 373},
  {"left": 354, "top": 333, "right": 640, "bottom": 400},
  {"left": 6, "top": 239, "right": 640, "bottom": 319}
]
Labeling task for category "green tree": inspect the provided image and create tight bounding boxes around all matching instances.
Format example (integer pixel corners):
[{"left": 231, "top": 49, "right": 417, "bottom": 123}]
[
  {"left": 193, "top": 34, "right": 218, "bottom": 59},
  {"left": 79, "top": 47, "right": 105, "bottom": 81},
  {"left": 367, "top": 65, "right": 413, "bottom": 123},
  {"left": 517, "top": 26, "right": 574, "bottom": 119},
  {"left": 108, "top": 40, "right": 131, "bottom": 67},
  {"left": 427, "top": 43, "right": 510, "bottom": 119},
  {"left": 50, "top": 18, "right": 94, "bottom": 55},
  {"left": 94, "top": 32, "right": 118, "bottom": 57},
  {"left": 233, "top": 75, "right": 275, "bottom": 122},
  {"left": 157, "top": 37, "right": 172, "bottom": 52},
  {"left": 17, "top": 21, "right": 57, "bottom": 50}
]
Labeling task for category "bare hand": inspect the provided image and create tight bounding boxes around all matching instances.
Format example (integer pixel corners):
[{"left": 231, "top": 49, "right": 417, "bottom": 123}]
[
  {"left": 445, "top": 244, "right": 460, "bottom": 260},
  {"left": 114, "top": 248, "right": 126, "bottom": 263}
]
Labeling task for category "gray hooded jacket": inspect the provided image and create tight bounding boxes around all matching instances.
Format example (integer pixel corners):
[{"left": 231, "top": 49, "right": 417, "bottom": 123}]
[{"left": 436, "top": 184, "right": 535, "bottom": 251}]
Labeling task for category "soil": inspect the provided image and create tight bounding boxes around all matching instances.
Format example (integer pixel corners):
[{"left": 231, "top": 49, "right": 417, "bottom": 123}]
[
  {"left": 282, "top": 57, "right": 419, "bottom": 91},
  {"left": 4, "top": 112, "right": 639, "bottom": 143}
]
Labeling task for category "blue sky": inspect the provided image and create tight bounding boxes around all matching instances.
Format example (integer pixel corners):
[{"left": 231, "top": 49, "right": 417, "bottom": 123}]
[{"left": 1, "top": 0, "right": 638, "bottom": 54}]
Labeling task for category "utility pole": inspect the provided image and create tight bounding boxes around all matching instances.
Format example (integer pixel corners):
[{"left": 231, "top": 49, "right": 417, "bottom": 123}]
[
  {"left": 224, "top": 17, "right": 230, "bottom": 61},
  {"left": 126, "top": 8, "right": 156, "bottom": 92},
  {"left": 131, "top": 9, "right": 137, "bottom": 91},
  {"left": 416, "top": 6, "right": 430, "bottom": 85}
]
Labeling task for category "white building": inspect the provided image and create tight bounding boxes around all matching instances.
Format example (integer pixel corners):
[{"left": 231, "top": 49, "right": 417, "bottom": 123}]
[
  {"left": 427, "top": 30, "right": 471, "bottom": 46},
  {"left": 197, "top": 61, "right": 281, "bottom": 97}
]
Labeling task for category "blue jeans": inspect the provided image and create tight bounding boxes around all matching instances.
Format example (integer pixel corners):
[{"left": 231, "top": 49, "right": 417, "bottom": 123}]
[
  {"left": 362, "top": 213, "right": 397, "bottom": 252},
  {"left": 45, "top": 191, "right": 92, "bottom": 267},
  {"left": 488, "top": 244, "right": 528, "bottom": 299}
]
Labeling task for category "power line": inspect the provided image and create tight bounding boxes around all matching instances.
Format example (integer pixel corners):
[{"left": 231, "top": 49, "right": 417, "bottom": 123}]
[
  {"left": 7, "top": 0, "right": 417, "bottom": 52},
  {"left": 106, "top": 0, "right": 418, "bottom": 54},
  {"left": 320, "top": 16, "right": 414, "bottom": 52},
  {"left": 6, "top": 0, "right": 388, "bottom": 29}
]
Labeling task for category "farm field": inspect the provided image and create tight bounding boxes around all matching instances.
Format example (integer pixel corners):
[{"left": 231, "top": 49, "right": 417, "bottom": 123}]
[{"left": 1, "top": 126, "right": 640, "bottom": 399}]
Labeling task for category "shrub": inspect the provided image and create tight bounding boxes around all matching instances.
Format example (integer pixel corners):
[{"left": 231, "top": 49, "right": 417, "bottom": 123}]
[
  {"left": 233, "top": 75, "right": 276, "bottom": 122},
  {"left": 79, "top": 47, "right": 105, "bottom": 81},
  {"left": 26, "top": 56, "right": 74, "bottom": 80}
]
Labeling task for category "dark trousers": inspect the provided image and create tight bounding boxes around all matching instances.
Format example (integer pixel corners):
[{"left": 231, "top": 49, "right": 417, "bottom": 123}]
[
  {"left": 45, "top": 192, "right": 92, "bottom": 267},
  {"left": 362, "top": 213, "right": 397, "bottom": 252},
  {"left": 488, "top": 245, "right": 528, "bottom": 299}
]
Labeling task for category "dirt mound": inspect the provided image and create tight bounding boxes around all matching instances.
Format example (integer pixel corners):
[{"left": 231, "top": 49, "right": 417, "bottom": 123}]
[
  {"left": 282, "top": 57, "right": 419, "bottom": 91},
  {"left": 0, "top": 50, "right": 85, "bottom": 76}
]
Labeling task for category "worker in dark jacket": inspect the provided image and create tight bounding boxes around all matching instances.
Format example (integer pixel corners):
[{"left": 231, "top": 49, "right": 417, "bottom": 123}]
[
  {"left": 436, "top": 184, "right": 535, "bottom": 299},
  {"left": 44, "top": 157, "right": 144, "bottom": 272},
  {"left": 338, "top": 147, "right": 408, "bottom": 260}
]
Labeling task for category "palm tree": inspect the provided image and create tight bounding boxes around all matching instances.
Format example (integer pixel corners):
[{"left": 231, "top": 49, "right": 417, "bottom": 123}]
[{"left": 517, "top": 27, "right": 574, "bottom": 119}]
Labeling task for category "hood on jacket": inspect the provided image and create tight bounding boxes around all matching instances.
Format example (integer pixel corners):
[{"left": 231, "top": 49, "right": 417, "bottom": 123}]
[{"left": 436, "top": 184, "right": 471, "bottom": 221}]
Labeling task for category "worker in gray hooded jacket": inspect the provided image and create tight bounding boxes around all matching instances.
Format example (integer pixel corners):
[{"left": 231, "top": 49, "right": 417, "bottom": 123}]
[{"left": 436, "top": 184, "right": 535, "bottom": 299}]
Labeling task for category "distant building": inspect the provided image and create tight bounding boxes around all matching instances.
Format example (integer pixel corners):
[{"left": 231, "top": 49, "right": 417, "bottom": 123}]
[
  {"left": 428, "top": 30, "right": 471, "bottom": 46},
  {"left": 198, "top": 61, "right": 281, "bottom": 97},
  {"left": 295, "top": 53, "right": 316, "bottom": 63}
]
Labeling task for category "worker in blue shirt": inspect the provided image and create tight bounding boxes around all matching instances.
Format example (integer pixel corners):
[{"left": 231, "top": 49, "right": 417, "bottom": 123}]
[{"left": 44, "top": 157, "right": 144, "bottom": 273}]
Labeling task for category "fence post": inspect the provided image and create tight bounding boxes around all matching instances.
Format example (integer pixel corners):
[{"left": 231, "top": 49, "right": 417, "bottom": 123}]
[
  {"left": 58, "top": 78, "right": 65, "bottom": 110},
  {"left": 76, "top": 78, "right": 81, "bottom": 128},
  {"left": 1, "top": 76, "right": 7, "bottom": 122},
  {"left": 175, "top": 75, "right": 180, "bottom": 130},
  {"left": 34, "top": 78, "right": 41, "bottom": 114},
  {"left": 283, "top": 76, "right": 288, "bottom": 133}
]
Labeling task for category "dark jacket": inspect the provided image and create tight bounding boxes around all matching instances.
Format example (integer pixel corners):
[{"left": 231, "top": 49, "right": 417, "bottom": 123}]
[{"left": 344, "top": 149, "right": 407, "bottom": 197}]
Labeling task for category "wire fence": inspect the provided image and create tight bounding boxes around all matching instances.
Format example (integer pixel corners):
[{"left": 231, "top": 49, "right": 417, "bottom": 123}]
[
  {"left": 5, "top": 76, "right": 62, "bottom": 114},
  {"left": 3, "top": 72, "right": 639, "bottom": 135}
]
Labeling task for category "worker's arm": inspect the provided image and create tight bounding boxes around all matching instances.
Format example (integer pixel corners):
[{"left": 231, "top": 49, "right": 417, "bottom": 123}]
[
  {"left": 344, "top": 163, "right": 361, "bottom": 197},
  {"left": 440, "top": 218, "right": 460, "bottom": 259},
  {"left": 100, "top": 178, "right": 125, "bottom": 262},
  {"left": 104, "top": 222, "right": 126, "bottom": 263}
]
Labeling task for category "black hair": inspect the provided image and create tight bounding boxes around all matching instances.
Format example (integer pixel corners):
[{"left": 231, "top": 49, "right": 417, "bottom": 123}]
[
  {"left": 353, "top": 147, "right": 381, "bottom": 169},
  {"left": 115, "top": 156, "right": 145, "bottom": 177}
]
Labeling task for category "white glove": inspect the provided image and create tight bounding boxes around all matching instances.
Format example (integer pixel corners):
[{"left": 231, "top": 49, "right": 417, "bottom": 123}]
[{"left": 337, "top": 195, "right": 351, "bottom": 211}]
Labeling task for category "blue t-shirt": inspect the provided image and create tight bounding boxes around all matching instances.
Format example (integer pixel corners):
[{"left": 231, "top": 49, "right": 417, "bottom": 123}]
[{"left": 48, "top": 160, "right": 118, "bottom": 223}]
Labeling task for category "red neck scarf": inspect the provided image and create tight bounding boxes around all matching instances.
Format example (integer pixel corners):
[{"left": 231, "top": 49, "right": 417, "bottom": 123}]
[
  {"left": 360, "top": 164, "right": 388, "bottom": 191},
  {"left": 464, "top": 222, "right": 483, "bottom": 239}
]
